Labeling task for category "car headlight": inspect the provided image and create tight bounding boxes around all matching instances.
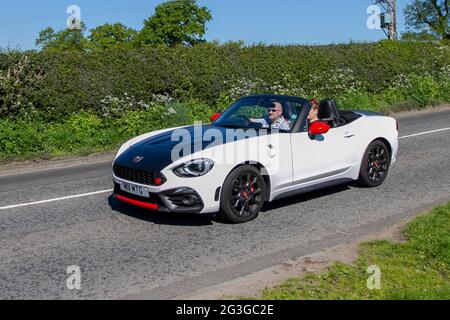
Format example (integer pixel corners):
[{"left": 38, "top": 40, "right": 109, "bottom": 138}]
[{"left": 173, "top": 159, "right": 214, "bottom": 177}]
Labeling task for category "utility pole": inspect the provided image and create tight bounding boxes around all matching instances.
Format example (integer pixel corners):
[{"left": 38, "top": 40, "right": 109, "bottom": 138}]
[{"left": 374, "top": 0, "right": 397, "bottom": 39}]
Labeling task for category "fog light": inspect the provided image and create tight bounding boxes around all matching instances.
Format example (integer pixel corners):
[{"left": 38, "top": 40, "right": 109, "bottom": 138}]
[{"left": 181, "top": 195, "right": 198, "bottom": 206}]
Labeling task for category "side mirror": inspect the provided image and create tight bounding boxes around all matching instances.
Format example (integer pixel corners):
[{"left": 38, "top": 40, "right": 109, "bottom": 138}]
[
  {"left": 309, "top": 121, "right": 330, "bottom": 135},
  {"left": 210, "top": 112, "right": 221, "bottom": 122}
]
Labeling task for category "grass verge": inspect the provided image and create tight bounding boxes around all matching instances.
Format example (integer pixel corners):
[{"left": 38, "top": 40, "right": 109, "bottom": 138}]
[{"left": 258, "top": 202, "right": 450, "bottom": 300}]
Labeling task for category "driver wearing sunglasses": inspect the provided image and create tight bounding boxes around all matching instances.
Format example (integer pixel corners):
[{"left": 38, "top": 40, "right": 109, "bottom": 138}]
[{"left": 251, "top": 101, "right": 291, "bottom": 130}]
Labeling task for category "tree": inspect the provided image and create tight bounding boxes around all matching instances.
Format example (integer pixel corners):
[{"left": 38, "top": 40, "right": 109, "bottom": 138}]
[
  {"left": 35, "top": 23, "right": 88, "bottom": 51},
  {"left": 136, "top": 0, "right": 212, "bottom": 47},
  {"left": 404, "top": 0, "right": 449, "bottom": 40},
  {"left": 89, "top": 23, "right": 137, "bottom": 50}
]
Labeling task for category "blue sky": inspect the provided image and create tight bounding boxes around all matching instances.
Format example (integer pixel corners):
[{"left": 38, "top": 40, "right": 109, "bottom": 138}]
[{"left": 0, "top": 0, "right": 410, "bottom": 50}]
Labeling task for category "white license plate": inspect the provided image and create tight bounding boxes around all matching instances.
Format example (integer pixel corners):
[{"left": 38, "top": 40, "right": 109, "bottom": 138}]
[{"left": 120, "top": 181, "right": 150, "bottom": 198}]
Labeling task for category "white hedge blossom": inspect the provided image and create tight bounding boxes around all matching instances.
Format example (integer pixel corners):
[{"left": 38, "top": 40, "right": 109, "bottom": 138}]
[
  {"left": 152, "top": 92, "right": 175, "bottom": 104},
  {"left": 99, "top": 94, "right": 152, "bottom": 118}
]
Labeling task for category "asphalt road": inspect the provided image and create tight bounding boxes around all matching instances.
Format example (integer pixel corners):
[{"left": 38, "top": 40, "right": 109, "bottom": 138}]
[{"left": 0, "top": 110, "right": 449, "bottom": 299}]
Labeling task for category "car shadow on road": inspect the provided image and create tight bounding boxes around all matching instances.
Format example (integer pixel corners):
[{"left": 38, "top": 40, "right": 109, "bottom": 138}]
[
  {"left": 108, "top": 183, "right": 353, "bottom": 226},
  {"left": 107, "top": 195, "right": 215, "bottom": 226}
]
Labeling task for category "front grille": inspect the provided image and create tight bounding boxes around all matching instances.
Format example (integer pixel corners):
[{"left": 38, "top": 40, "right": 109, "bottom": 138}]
[{"left": 113, "top": 164, "right": 166, "bottom": 186}]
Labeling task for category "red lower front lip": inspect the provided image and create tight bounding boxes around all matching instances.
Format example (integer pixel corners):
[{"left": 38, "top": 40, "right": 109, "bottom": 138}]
[{"left": 114, "top": 194, "right": 159, "bottom": 211}]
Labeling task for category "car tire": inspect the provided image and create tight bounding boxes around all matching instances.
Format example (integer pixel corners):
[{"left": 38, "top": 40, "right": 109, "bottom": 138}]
[
  {"left": 358, "top": 140, "right": 391, "bottom": 188},
  {"left": 219, "top": 165, "right": 267, "bottom": 223}
]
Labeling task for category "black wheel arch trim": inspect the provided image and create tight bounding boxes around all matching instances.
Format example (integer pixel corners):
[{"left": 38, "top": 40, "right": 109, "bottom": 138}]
[{"left": 223, "top": 162, "right": 271, "bottom": 203}]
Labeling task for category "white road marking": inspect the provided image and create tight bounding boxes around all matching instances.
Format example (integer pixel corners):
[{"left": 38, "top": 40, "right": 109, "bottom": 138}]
[
  {"left": 399, "top": 127, "right": 450, "bottom": 139},
  {"left": 0, "top": 127, "right": 449, "bottom": 211},
  {"left": 0, "top": 189, "right": 113, "bottom": 211}
]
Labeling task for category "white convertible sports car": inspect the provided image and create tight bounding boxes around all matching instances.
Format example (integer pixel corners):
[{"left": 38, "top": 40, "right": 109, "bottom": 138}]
[{"left": 112, "top": 95, "right": 398, "bottom": 223}]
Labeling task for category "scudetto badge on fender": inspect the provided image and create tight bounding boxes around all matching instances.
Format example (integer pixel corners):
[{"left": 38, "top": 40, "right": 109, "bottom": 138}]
[{"left": 132, "top": 156, "right": 145, "bottom": 164}]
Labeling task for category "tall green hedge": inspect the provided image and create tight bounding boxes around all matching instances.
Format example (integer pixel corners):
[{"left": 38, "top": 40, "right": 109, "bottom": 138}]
[{"left": 0, "top": 40, "right": 449, "bottom": 121}]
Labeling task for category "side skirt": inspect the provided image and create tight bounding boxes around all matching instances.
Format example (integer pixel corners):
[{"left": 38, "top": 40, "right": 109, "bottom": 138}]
[{"left": 271, "top": 178, "right": 354, "bottom": 202}]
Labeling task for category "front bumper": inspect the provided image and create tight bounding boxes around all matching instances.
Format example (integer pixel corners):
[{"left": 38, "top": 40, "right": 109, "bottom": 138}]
[
  {"left": 113, "top": 180, "right": 205, "bottom": 213},
  {"left": 391, "top": 137, "right": 399, "bottom": 165}
]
